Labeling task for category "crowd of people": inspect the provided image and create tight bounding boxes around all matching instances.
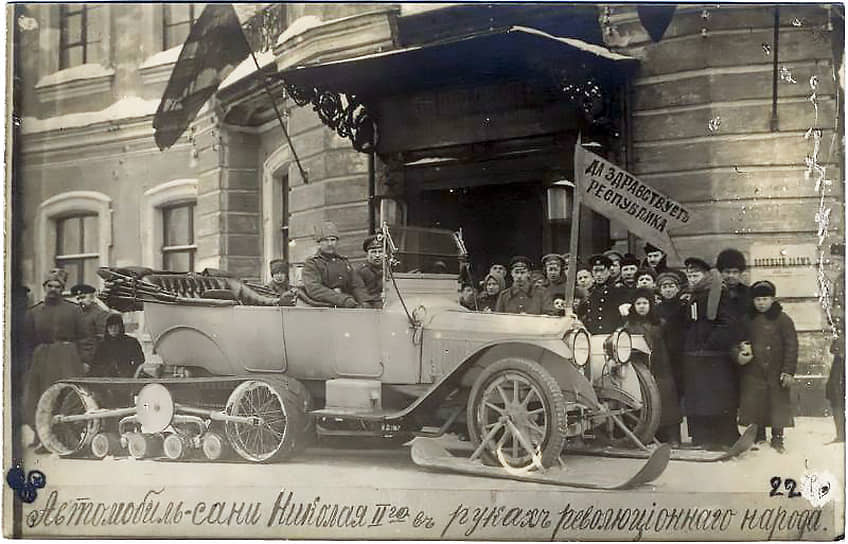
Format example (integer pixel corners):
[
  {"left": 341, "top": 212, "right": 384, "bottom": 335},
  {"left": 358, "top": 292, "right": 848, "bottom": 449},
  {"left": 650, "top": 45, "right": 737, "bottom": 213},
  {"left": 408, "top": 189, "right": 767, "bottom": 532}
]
[
  {"left": 459, "top": 243, "right": 812, "bottom": 453},
  {"left": 19, "top": 268, "right": 144, "bottom": 450}
]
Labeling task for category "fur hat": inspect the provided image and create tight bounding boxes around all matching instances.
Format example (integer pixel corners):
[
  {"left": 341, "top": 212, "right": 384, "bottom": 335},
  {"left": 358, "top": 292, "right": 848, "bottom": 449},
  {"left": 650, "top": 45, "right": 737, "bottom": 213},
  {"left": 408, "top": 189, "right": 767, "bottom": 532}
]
[
  {"left": 715, "top": 248, "right": 747, "bottom": 271},
  {"left": 43, "top": 268, "right": 68, "bottom": 287},
  {"left": 621, "top": 254, "right": 640, "bottom": 268},
  {"left": 269, "top": 259, "right": 287, "bottom": 275},
  {"left": 603, "top": 249, "right": 624, "bottom": 262},
  {"left": 751, "top": 280, "right": 776, "bottom": 297},
  {"left": 313, "top": 221, "right": 340, "bottom": 242},
  {"left": 636, "top": 268, "right": 656, "bottom": 281}
]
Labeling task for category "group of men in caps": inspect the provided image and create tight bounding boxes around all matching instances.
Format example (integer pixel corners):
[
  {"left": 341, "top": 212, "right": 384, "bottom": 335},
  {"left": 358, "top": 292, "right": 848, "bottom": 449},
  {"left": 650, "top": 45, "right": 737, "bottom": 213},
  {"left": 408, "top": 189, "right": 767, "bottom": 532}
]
[
  {"left": 19, "top": 268, "right": 128, "bottom": 449},
  {"left": 265, "top": 221, "right": 384, "bottom": 309}
]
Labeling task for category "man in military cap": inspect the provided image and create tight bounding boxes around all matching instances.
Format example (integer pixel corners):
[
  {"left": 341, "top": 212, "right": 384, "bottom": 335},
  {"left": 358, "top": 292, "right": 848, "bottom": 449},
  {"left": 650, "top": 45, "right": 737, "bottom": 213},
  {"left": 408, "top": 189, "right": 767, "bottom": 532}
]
[
  {"left": 541, "top": 253, "right": 568, "bottom": 315},
  {"left": 70, "top": 283, "right": 113, "bottom": 372},
  {"left": 357, "top": 234, "right": 384, "bottom": 307},
  {"left": 495, "top": 256, "right": 544, "bottom": 314},
  {"left": 264, "top": 259, "right": 297, "bottom": 306},
  {"left": 643, "top": 242, "right": 669, "bottom": 275},
  {"left": 577, "top": 255, "right": 626, "bottom": 334},
  {"left": 22, "top": 269, "right": 86, "bottom": 448},
  {"left": 302, "top": 221, "right": 369, "bottom": 308}
]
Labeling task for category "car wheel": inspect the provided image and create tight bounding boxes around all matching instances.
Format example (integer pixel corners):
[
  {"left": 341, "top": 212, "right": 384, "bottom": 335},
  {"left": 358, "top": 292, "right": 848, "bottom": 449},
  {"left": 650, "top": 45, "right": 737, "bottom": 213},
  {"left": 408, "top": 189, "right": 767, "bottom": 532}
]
[
  {"left": 595, "top": 361, "right": 661, "bottom": 447},
  {"left": 36, "top": 383, "right": 101, "bottom": 456},
  {"left": 225, "top": 377, "right": 309, "bottom": 463},
  {"left": 466, "top": 358, "right": 567, "bottom": 469}
]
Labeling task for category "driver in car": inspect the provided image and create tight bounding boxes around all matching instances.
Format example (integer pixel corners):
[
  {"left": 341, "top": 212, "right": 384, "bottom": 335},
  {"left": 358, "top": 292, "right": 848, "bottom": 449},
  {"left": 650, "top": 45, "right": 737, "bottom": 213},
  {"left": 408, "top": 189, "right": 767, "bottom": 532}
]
[{"left": 302, "top": 221, "right": 370, "bottom": 308}]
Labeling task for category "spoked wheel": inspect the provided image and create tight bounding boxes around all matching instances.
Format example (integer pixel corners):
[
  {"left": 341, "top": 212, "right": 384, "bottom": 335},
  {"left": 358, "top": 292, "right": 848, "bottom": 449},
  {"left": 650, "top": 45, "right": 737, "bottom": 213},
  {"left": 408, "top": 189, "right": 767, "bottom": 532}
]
[
  {"left": 35, "top": 383, "right": 101, "bottom": 456},
  {"left": 225, "top": 378, "right": 309, "bottom": 463},
  {"left": 596, "top": 361, "right": 661, "bottom": 447},
  {"left": 467, "top": 358, "right": 568, "bottom": 469}
]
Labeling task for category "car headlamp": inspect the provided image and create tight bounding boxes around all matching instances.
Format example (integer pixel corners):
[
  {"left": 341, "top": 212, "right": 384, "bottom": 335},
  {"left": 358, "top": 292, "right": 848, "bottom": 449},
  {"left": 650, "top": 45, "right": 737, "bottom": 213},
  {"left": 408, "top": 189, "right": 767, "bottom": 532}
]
[
  {"left": 613, "top": 328, "right": 632, "bottom": 363},
  {"left": 565, "top": 328, "right": 591, "bottom": 367}
]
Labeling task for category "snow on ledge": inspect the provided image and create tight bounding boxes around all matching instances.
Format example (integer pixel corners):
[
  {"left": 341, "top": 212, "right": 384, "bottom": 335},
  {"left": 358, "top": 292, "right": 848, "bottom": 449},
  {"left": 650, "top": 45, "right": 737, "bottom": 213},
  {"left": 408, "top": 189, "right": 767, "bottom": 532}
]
[
  {"left": 22, "top": 96, "right": 160, "bottom": 134},
  {"left": 276, "top": 15, "right": 324, "bottom": 46},
  {"left": 140, "top": 45, "right": 183, "bottom": 70},
  {"left": 220, "top": 50, "right": 276, "bottom": 90},
  {"left": 511, "top": 26, "right": 635, "bottom": 62},
  {"left": 35, "top": 63, "right": 115, "bottom": 88},
  {"left": 399, "top": 4, "right": 460, "bottom": 16}
]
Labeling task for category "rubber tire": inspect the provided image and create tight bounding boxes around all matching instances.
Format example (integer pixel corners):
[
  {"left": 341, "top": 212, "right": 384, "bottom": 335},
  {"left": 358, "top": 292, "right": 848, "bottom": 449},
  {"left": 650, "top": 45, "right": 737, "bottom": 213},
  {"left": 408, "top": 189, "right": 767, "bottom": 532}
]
[
  {"left": 35, "top": 383, "right": 101, "bottom": 456},
  {"left": 466, "top": 358, "right": 568, "bottom": 469},
  {"left": 225, "top": 377, "right": 309, "bottom": 463},
  {"left": 604, "top": 361, "right": 662, "bottom": 448}
]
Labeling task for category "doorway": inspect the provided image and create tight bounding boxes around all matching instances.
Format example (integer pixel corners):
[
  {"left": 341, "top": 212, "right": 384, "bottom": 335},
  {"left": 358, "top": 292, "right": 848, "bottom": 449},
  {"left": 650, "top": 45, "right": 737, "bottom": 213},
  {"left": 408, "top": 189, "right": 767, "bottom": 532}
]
[{"left": 408, "top": 181, "right": 544, "bottom": 280}]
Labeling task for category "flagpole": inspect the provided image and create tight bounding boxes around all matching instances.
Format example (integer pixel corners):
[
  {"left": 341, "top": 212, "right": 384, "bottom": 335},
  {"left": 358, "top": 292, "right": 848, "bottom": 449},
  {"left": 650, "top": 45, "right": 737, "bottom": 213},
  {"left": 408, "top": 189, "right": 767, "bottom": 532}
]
[
  {"left": 245, "top": 47, "right": 310, "bottom": 185},
  {"left": 564, "top": 133, "right": 582, "bottom": 311}
]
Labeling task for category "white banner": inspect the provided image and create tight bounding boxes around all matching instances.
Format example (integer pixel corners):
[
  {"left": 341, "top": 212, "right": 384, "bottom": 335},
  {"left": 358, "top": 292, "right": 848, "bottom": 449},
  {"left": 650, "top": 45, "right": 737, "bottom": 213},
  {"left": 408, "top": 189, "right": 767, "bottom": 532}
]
[{"left": 575, "top": 145, "right": 687, "bottom": 261}]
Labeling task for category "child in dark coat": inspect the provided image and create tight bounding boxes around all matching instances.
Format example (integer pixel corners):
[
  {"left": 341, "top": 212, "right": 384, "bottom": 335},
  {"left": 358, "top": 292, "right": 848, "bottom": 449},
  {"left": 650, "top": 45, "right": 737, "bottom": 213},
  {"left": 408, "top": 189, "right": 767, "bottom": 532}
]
[
  {"left": 625, "top": 288, "right": 683, "bottom": 445},
  {"left": 92, "top": 314, "right": 145, "bottom": 378},
  {"left": 739, "top": 281, "right": 798, "bottom": 453}
]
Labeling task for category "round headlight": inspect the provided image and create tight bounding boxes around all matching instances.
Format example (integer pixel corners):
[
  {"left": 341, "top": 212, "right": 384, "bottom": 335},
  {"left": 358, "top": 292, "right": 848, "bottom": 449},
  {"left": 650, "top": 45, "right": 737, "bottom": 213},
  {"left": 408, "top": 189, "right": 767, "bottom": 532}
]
[
  {"left": 571, "top": 329, "right": 590, "bottom": 367},
  {"left": 614, "top": 328, "right": 632, "bottom": 363}
]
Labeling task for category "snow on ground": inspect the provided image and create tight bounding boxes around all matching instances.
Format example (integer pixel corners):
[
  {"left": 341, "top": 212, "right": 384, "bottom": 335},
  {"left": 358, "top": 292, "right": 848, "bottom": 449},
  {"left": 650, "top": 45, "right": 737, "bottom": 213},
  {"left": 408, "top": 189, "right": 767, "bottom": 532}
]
[
  {"left": 21, "top": 96, "right": 160, "bottom": 134},
  {"left": 35, "top": 63, "right": 115, "bottom": 88}
]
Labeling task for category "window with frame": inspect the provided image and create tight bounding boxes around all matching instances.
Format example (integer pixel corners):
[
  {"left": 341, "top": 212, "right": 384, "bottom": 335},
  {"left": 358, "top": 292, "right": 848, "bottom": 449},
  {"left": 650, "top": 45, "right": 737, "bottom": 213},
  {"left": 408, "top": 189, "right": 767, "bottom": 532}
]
[
  {"left": 59, "top": 5, "right": 100, "bottom": 68},
  {"left": 161, "top": 202, "right": 196, "bottom": 271},
  {"left": 163, "top": 4, "right": 203, "bottom": 50},
  {"left": 55, "top": 213, "right": 100, "bottom": 287}
]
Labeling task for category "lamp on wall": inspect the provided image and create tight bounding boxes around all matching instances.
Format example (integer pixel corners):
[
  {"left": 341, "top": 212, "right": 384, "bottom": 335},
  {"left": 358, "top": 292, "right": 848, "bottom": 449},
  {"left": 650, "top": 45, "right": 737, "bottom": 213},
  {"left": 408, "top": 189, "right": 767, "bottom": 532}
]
[{"left": 547, "top": 180, "right": 574, "bottom": 222}]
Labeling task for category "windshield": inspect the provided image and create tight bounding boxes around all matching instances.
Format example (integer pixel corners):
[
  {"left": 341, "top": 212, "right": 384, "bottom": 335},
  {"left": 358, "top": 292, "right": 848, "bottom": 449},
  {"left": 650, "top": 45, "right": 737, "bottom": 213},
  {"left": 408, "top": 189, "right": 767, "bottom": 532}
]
[{"left": 385, "top": 225, "right": 466, "bottom": 274}]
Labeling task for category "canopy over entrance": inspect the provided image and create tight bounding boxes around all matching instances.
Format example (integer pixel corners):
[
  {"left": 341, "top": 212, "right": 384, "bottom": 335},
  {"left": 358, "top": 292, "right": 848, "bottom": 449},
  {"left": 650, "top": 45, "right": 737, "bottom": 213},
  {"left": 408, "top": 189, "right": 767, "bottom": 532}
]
[{"left": 273, "top": 25, "right": 637, "bottom": 153}]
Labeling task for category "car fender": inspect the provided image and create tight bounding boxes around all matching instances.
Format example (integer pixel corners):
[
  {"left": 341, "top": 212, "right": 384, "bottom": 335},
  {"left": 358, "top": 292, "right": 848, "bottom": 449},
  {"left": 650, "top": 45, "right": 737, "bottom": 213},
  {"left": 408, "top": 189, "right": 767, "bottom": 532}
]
[{"left": 456, "top": 341, "right": 600, "bottom": 408}]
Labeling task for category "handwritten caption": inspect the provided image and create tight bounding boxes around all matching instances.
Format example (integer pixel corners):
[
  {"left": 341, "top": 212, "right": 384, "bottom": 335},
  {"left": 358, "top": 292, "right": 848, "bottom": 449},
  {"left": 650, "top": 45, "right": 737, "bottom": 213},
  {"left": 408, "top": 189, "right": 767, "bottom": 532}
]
[{"left": 23, "top": 488, "right": 830, "bottom": 540}]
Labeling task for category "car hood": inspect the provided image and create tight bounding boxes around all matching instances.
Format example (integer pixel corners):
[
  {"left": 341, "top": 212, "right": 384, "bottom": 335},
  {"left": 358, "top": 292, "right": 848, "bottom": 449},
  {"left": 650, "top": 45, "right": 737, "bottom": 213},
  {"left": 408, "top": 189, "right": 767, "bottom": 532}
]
[{"left": 424, "top": 307, "right": 574, "bottom": 338}]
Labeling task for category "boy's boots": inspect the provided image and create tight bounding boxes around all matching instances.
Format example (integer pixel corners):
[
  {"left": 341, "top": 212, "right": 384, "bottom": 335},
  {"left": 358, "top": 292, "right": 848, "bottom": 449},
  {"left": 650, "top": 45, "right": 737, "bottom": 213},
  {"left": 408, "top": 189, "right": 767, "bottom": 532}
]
[{"left": 771, "top": 431, "right": 785, "bottom": 453}]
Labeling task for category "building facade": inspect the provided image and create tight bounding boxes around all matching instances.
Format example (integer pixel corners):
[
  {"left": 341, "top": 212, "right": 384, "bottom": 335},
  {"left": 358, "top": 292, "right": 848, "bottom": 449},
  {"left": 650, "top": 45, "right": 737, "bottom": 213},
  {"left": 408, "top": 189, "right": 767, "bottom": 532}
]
[{"left": 11, "top": 3, "right": 844, "bottom": 412}]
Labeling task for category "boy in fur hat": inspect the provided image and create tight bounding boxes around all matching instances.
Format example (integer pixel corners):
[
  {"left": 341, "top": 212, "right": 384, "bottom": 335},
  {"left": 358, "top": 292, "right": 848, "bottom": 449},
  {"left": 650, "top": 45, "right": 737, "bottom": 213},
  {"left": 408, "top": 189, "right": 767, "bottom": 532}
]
[
  {"left": 716, "top": 248, "right": 751, "bottom": 319},
  {"left": 738, "top": 281, "right": 798, "bottom": 453}
]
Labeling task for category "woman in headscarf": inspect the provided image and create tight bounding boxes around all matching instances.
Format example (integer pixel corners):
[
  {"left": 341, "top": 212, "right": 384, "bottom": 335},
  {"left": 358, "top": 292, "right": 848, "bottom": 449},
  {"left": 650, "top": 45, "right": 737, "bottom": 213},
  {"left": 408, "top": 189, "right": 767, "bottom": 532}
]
[
  {"left": 92, "top": 313, "right": 145, "bottom": 378},
  {"left": 477, "top": 273, "right": 505, "bottom": 312},
  {"left": 680, "top": 257, "right": 741, "bottom": 450},
  {"left": 625, "top": 288, "right": 682, "bottom": 446}
]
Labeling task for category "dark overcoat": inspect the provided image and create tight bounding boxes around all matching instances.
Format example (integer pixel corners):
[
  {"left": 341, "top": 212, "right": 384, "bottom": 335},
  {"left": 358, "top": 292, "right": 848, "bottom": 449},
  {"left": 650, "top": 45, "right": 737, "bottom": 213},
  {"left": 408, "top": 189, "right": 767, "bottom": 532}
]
[
  {"left": 681, "top": 283, "right": 741, "bottom": 416},
  {"left": 626, "top": 315, "right": 682, "bottom": 427},
  {"left": 302, "top": 250, "right": 369, "bottom": 307},
  {"left": 495, "top": 284, "right": 544, "bottom": 314},
  {"left": 577, "top": 279, "right": 626, "bottom": 334},
  {"left": 476, "top": 292, "right": 499, "bottom": 312},
  {"left": 78, "top": 305, "right": 112, "bottom": 365},
  {"left": 22, "top": 299, "right": 86, "bottom": 425},
  {"left": 738, "top": 302, "right": 798, "bottom": 428},
  {"left": 656, "top": 297, "right": 687, "bottom": 394}
]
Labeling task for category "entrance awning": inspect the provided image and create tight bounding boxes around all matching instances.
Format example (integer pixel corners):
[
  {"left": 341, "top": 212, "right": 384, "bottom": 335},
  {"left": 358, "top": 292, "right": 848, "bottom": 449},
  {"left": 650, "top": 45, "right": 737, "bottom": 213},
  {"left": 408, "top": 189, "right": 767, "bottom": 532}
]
[{"left": 275, "top": 25, "right": 637, "bottom": 98}]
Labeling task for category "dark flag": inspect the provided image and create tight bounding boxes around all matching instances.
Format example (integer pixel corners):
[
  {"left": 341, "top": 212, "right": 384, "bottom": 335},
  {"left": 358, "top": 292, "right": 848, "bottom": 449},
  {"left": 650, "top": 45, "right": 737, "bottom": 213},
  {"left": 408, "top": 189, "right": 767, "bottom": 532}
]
[
  {"left": 153, "top": 4, "right": 250, "bottom": 150},
  {"left": 637, "top": 5, "right": 676, "bottom": 43}
]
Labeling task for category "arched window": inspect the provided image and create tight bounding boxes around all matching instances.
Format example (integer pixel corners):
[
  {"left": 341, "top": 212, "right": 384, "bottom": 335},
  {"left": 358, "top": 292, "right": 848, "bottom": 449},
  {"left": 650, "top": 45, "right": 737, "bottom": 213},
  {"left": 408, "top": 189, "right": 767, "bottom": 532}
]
[
  {"left": 141, "top": 179, "right": 198, "bottom": 269},
  {"left": 35, "top": 191, "right": 112, "bottom": 289}
]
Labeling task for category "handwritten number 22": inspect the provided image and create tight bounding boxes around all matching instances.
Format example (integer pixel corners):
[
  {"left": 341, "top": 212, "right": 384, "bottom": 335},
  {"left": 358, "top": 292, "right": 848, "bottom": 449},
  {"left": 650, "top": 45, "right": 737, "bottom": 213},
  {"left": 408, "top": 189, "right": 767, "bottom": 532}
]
[{"left": 770, "top": 476, "right": 801, "bottom": 498}]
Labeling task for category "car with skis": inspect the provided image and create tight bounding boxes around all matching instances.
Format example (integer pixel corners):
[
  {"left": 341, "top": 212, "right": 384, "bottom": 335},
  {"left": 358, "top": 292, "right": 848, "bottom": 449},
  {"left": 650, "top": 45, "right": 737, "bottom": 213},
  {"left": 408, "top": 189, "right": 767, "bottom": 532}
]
[{"left": 36, "top": 223, "right": 675, "bottom": 484}]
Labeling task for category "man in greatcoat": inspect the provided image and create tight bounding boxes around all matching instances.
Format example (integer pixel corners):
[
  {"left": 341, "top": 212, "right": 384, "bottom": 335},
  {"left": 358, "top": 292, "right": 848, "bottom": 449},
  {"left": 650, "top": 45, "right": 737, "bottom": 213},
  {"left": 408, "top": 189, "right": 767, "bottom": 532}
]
[
  {"left": 357, "top": 235, "right": 384, "bottom": 307},
  {"left": 680, "top": 257, "right": 741, "bottom": 450},
  {"left": 577, "top": 255, "right": 627, "bottom": 334},
  {"left": 22, "top": 269, "right": 86, "bottom": 448},
  {"left": 642, "top": 242, "right": 669, "bottom": 275},
  {"left": 70, "top": 283, "right": 112, "bottom": 373},
  {"left": 495, "top": 256, "right": 544, "bottom": 314},
  {"left": 715, "top": 248, "right": 751, "bottom": 320},
  {"left": 302, "top": 221, "right": 369, "bottom": 308}
]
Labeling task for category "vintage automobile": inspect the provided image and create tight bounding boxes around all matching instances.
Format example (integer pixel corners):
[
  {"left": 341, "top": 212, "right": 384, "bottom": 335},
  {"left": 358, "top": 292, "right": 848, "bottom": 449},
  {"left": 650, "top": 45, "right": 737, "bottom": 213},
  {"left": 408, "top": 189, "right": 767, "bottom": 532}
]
[{"left": 36, "top": 224, "right": 660, "bottom": 471}]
